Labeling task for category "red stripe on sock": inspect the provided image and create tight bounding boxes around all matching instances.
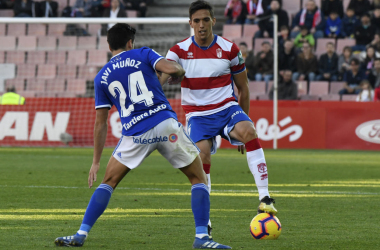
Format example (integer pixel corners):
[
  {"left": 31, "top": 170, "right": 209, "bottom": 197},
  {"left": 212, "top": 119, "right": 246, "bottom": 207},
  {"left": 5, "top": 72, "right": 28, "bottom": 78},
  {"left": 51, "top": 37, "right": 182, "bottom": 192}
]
[
  {"left": 245, "top": 138, "right": 262, "bottom": 152},
  {"left": 203, "top": 164, "right": 211, "bottom": 174}
]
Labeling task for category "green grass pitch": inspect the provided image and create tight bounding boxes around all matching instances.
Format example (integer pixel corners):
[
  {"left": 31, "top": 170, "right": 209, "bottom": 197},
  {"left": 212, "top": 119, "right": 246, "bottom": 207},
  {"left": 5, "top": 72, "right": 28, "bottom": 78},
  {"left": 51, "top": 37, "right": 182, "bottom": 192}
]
[{"left": 0, "top": 148, "right": 379, "bottom": 250}]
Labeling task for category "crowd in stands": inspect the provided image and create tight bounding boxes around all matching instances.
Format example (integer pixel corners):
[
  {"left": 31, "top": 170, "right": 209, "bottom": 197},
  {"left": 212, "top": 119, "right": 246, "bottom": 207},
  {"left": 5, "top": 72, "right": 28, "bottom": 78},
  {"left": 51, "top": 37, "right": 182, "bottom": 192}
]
[
  {"left": 227, "top": 0, "right": 380, "bottom": 101},
  {"left": 0, "top": 0, "right": 151, "bottom": 20}
]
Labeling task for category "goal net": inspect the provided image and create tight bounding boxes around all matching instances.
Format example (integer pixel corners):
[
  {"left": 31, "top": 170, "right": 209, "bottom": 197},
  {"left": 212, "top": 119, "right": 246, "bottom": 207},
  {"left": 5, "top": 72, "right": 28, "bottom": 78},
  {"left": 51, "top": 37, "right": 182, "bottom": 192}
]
[{"left": 0, "top": 18, "right": 190, "bottom": 147}]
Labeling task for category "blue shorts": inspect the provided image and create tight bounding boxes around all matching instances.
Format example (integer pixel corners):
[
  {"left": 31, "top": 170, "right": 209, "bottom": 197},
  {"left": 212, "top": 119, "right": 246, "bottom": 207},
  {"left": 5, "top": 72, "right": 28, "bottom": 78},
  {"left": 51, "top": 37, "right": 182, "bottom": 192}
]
[{"left": 187, "top": 105, "right": 252, "bottom": 154}]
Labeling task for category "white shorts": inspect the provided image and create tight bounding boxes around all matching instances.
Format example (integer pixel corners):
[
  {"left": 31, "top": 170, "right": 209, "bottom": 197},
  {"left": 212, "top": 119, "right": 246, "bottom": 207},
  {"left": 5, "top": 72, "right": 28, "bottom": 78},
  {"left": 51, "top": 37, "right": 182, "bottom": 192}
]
[{"left": 112, "top": 118, "right": 200, "bottom": 169}]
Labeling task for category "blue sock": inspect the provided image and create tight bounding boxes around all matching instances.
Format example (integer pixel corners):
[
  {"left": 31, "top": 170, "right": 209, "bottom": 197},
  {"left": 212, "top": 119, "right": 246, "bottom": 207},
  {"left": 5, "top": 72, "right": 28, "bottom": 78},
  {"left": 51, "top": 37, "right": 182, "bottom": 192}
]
[
  {"left": 77, "top": 184, "right": 113, "bottom": 235},
  {"left": 191, "top": 183, "right": 210, "bottom": 238}
]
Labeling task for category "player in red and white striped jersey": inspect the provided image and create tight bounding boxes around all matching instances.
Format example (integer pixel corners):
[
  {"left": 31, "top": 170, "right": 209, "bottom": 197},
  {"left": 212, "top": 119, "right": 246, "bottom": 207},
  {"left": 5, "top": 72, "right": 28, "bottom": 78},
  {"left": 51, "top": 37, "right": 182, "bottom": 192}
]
[{"left": 160, "top": 0, "right": 277, "bottom": 239}]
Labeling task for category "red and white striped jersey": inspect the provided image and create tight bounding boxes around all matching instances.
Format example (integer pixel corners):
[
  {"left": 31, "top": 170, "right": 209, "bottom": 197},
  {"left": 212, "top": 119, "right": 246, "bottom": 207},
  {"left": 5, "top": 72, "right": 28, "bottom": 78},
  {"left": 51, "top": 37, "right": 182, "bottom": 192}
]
[{"left": 166, "top": 35, "right": 246, "bottom": 119}]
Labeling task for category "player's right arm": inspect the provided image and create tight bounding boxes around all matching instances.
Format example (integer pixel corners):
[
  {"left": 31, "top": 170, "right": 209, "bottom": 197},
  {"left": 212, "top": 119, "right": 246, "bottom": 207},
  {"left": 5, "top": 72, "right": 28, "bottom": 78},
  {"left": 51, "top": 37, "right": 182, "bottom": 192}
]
[
  {"left": 89, "top": 108, "right": 109, "bottom": 188},
  {"left": 156, "top": 59, "right": 185, "bottom": 86}
]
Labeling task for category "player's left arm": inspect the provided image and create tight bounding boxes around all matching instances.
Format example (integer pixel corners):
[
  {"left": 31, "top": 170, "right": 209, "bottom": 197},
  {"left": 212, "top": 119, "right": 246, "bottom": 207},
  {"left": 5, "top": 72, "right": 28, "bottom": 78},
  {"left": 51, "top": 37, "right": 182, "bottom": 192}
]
[
  {"left": 233, "top": 70, "right": 250, "bottom": 115},
  {"left": 89, "top": 108, "right": 109, "bottom": 188}
]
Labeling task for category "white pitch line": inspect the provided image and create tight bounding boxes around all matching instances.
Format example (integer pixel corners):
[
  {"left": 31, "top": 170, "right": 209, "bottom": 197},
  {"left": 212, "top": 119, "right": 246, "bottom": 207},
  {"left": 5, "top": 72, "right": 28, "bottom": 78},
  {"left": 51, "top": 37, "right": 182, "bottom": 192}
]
[{"left": 0, "top": 185, "right": 378, "bottom": 196}]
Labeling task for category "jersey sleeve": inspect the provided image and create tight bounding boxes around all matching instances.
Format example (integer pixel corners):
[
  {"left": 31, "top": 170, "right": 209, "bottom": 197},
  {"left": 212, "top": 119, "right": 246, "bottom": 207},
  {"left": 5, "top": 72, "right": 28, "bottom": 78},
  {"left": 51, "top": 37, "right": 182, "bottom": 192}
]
[
  {"left": 166, "top": 44, "right": 180, "bottom": 63},
  {"left": 141, "top": 47, "right": 164, "bottom": 70},
  {"left": 94, "top": 75, "right": 113, "bottom": 110},
  {"left": 230, "top": 42, "right": 246, "bottom": 75}
]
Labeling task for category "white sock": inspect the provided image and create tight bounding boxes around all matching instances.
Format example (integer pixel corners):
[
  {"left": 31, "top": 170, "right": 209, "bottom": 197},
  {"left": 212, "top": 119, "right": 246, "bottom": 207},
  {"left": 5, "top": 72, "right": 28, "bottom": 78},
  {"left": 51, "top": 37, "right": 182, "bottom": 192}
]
[
  {"left": 247, "top": 148, "right": 270, "bottom": 200},
  {"left": 206, "top": 173, "right": 211, "bottom": 193},
  {"left": 77, "top": 230, "right": 88, "bottom": 237}
]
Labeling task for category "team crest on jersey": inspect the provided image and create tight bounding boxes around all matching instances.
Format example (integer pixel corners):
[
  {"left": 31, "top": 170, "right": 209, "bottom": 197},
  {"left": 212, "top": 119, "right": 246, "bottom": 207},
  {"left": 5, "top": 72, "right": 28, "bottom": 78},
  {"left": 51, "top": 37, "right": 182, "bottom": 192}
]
[
  {"left": 187, "top": 52, "right": 194, "bottom": 58},
  {"left": 216, "top": 48, "right": 223, "bottom": 58}
]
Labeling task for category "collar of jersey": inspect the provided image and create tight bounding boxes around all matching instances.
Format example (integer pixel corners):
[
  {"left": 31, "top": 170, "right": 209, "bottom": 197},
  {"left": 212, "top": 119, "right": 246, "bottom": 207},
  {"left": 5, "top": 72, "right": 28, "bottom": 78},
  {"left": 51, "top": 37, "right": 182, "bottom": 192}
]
[
  {"left": 192, "top": 34, "right": 217, "bottom": 50},
  {"left": 110, "top": 50, "right": 127, "bottom": 60}
]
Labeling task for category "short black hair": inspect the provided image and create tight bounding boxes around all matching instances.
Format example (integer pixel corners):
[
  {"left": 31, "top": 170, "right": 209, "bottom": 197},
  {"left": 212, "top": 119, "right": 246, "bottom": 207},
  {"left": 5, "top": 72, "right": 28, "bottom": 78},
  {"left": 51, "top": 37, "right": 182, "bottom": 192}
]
[
  {"left": 375, "top": 57, "right": 380, "bottom": 62},
  {"left": 361, "top": 13, "right": 371, "bottom": 18},
  {"left": 350, "top": 58, "right": 360, "bottom": 65},
  {"left": 6, "top": 86, "right": 16, "bottom": 93},
  {"left": 107, "top": 23, "right": 136, "bottom": 51},
  {"left": 189, "top": 0, "right": 214, "bottom": 19},
  {"left": 239, "top": 42, "right": 248, "bottom": 47}
]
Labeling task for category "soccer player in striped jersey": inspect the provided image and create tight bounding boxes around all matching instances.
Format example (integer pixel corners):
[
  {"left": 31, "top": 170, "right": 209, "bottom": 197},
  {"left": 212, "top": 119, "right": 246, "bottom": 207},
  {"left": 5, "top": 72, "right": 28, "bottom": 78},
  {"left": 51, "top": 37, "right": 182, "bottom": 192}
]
[
  {"left": 160, "top": 0, "right": 278, "bottom": 237},
  {"left": 54, "top": 23, "right": 230, "bottom": 249}
]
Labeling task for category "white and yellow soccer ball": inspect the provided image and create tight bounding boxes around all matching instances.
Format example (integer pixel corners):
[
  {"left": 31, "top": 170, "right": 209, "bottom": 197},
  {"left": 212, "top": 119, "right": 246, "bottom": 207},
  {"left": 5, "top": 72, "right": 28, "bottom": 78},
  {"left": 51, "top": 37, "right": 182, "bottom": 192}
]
[{"left": 250, "top": 213, "right": 282, "bottom": 240}]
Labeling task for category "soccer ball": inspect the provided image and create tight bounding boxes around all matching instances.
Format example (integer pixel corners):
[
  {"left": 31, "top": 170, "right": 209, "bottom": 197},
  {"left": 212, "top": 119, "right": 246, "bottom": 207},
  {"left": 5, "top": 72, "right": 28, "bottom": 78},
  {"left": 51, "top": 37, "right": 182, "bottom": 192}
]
[{"left": 250, "top": 213, "right": 282, "bottom": 240}]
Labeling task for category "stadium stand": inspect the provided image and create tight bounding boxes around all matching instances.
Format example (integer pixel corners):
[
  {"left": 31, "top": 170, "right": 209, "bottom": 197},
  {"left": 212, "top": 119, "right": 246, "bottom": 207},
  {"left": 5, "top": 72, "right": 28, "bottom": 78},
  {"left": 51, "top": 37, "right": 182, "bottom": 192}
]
[{"left": 0, "top": 0, "right": 378, "bottom": 101}]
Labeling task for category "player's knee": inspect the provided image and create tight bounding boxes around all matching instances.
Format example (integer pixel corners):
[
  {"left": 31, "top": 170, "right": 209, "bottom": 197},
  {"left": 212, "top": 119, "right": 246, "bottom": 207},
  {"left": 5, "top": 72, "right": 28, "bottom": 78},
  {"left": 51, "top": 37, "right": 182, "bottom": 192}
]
[{"left": 242, "top": 127, "right": 258, "bottom": 142}]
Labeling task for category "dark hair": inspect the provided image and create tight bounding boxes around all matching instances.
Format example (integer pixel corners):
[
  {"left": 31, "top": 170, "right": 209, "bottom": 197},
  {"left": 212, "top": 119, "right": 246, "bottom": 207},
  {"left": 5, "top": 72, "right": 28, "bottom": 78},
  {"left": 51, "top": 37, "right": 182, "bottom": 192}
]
[
  {"left": 6, "top": 86, "right": 16, "bottom": 93},
  {"left": 361, "top": 13, "right": 371, "bottom": 18},
  {"left": 350, "top": 58, "right": 360, "bottom": 65},
  {"left": 262, "top": 41, "right": 271, "bottom": 46},
  {"left": 300, "top": 25, "right": 308, "bottom": 31},
  {"left": 375, "top": 57, "right": 380, "bottom": 62},
  {"left": 343, "top": 46, "right": 352, "bottom": 54},
  {"left": 189, "top": 0, "right": 214, "bottom": 19},
  {"left": 346, "top": 8, "right": 354, "bottom": 12},
  {"left": 107, "top": 23, "right": 136, "bottom": 51},
  {"left": 280, "top": 25, "right": 289, "bottom": 31},
  {"left": 326, "top": 42, "right": 334, "bottom": 47},
  {"left": 239, "top": 42, "right": 248, "bottom": 47}
]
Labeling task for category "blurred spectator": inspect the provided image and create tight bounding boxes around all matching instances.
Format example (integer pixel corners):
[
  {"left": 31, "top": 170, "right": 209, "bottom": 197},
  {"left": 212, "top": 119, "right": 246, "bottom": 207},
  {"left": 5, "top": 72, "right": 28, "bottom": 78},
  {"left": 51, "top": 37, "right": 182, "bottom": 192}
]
[
  {"left": 224, "top": 0, "right": 248, "bottom": 24},
  {"left": 14, "top": 0, "right": 36, "bottom": 17},
  {"left": 353, "top": 13, "right": 376, "bottom": 51},
  {"left": 291, "top": 0, "right": 324, "bottom": 40},
  {"left": 239, "top": 42, "right": 255, "bottom": 80},
  {"left": 325, "top": 11, "right": 342, "bottom": 38},
  {"left": 321, "top": 0, "right": 343, "bottom": 18},
  {"left": 360, "top": 46, "right": 380, "bottom": 74},
  {"left": 338, "top": 46, "right": 353, "bottom": 78},
  {"left": 372, "top": 0, "right": 380, "bottom": 10},
  {"left": 371, "top": 8, "right": 380, "bottom": 31},
  {"left": 368, "top": 58, "right": 380, "bottom": 89},
  {"left": 342, "top": 8, "right": 360, "bottom": 38},
  {"left": 1, "top": 0, "right": 14, "bottom": 9},
  {"left": 0, "top": 87, "right": 25, "bottom": 105},
  {"left": 255, "top": 0, "right": 282, "bottom": 16},
  {"left": 124, "top": 0, "right": 148, "bottom": 18},
  {"left": 278, "top": 25, "right": 290, "bottom": 46},
  {"left": 254, "top": 41, "right": 274, "bottom": 82},
  {"left": 294, "top": 25, "right": 315, "bottom": 50},
  {"left": 356, "top": 80, "right": 374, "bottom": 101},
  {"left": 293, "top": 42, "right": 318, "bottom": 81},
  {"left": 37, "top": 0, "right": 58, "bottom": 17},
  {"left": 268, "top": 70, "right": 298, "bottom": 100},
  {"left": 370, "top": 33, "right": 380, "bottom": 51},
  {"left": 348, "top": 0, "right": 371, "bottom": 18},
  {"left": 279, "top": 40, "right": 296, "bottom": 74},
  {"left": 73, "top": 0, "right": 102, "bottom": 17},
  {"left": 317, "top": 42, "right": 339, "bottom": 81},
  {"left": 101, "top": 0, "right": 126, "bottom": 36},
  {"left": 375, "top": 87, "right": 380, "bottom": 100},
  {"left": 339, "top": 58, "right": 367, "bottom": 95},
  {"left": 256, "top": 0, "right": 288, "bottom": 38},
  {"left": 245, "top": 0, "right": 257, "bottom": 24}
]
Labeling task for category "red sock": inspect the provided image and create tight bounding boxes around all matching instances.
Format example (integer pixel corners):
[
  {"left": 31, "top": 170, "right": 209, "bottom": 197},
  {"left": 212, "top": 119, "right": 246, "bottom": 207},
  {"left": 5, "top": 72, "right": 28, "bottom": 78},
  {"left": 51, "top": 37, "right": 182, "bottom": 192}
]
[
  {"left": 203, "top": 164, "right": 211, "bottom": 174},
  {"left": 245, "top": 138, "right": 262, "bottom": 152}
]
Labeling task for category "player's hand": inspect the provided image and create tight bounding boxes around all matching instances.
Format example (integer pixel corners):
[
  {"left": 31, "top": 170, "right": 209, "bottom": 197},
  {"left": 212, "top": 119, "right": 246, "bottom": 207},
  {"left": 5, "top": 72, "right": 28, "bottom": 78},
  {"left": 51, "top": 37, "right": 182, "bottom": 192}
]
[
  {"left": 237, "top": 145, "right": 245, "bottom": 155},
  {"left": 88, "top": 163, "right": 100, "bottom": 188},
  {"left": 167, "top": 75, "right": 184, "bottom": 85}
]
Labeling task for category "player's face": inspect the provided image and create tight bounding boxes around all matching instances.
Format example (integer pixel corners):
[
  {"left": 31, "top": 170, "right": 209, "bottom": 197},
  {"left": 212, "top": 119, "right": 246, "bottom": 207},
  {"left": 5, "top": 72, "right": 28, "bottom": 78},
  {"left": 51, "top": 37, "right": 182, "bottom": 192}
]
[{"left": 189, "top": 9, "right": 216, "bottom": 44}]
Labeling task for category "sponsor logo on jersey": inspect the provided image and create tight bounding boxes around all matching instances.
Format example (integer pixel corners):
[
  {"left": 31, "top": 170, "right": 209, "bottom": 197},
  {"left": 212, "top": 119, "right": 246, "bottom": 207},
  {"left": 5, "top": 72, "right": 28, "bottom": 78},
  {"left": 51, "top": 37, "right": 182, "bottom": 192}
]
[
  {"left": 216, "top": 48, "right": 222, "bottom": 58},
  {"left": 133, "top": 136, "right": 168, "bottom": 144},
  {"left": 169, "top": 133, "right": 178, "bottom": 143},
  {"left": 187, "top": 52, "right": 194, "bottom": 58},
  {"left": 355, "top": 120, "right": 380, "bottom": 144}
]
